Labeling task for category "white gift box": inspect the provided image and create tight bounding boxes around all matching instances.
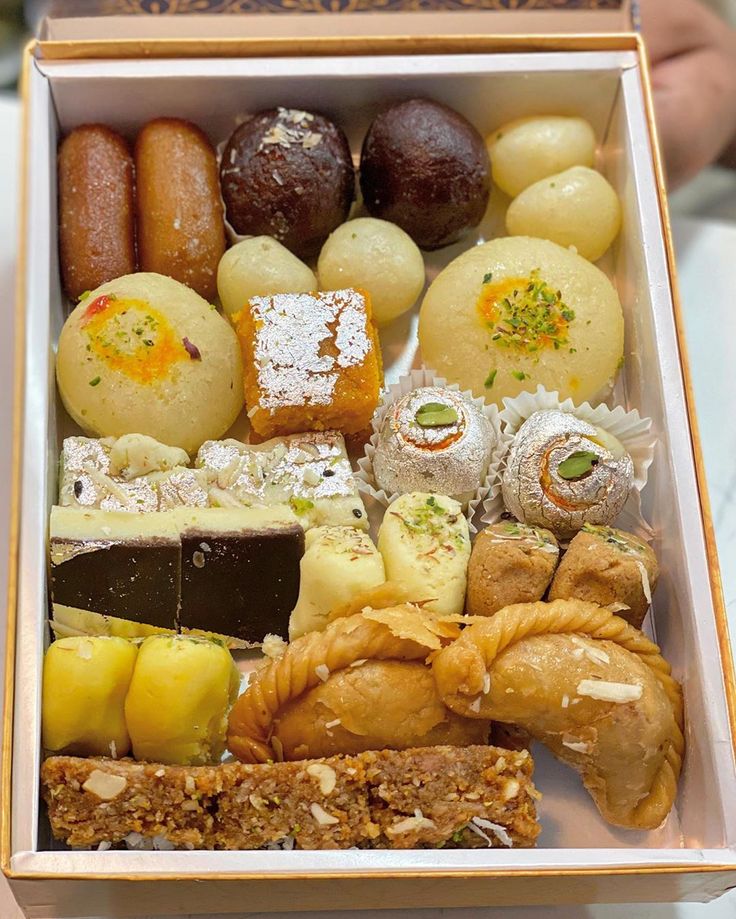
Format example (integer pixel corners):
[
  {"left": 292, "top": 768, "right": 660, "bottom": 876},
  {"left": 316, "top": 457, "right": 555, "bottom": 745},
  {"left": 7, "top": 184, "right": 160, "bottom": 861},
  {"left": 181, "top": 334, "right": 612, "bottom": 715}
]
[{"left": 4, "top": 14, "right": 736, "bottom": 916}]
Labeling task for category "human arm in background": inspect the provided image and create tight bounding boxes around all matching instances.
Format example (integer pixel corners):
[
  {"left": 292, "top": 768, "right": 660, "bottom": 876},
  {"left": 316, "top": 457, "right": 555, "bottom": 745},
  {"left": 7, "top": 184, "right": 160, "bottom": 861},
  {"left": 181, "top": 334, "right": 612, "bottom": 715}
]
[{"left": 641, "top": 0, "right": 736, "bottom": 188}]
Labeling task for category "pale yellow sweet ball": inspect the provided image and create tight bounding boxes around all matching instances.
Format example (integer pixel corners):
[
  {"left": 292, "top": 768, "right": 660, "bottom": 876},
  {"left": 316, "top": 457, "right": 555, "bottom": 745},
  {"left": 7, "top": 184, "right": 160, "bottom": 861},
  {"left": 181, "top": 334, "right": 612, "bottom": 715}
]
[
  {"left": 318, "top": 218, "right": 425, "bottom": 325},
  {"left": 217, "top": 236, "right": 317, "bottom": 317},
  {"left": 506, "top": 166, "right": 621, "bottom": 262},
  {"left": 56, "top": 272, "right": 244, "bottom": 454},
  {"left": 487, "top": 116, "right": 596, "bottom": 198},
  {"left": 418, "top": 236, "right": 624, "bottom": 407}
]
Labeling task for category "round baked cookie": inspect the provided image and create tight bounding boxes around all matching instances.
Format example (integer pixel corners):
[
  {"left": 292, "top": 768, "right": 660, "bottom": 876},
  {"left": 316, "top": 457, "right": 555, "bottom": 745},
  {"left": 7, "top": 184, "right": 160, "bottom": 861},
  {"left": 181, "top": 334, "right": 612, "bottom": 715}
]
[
  {"left": 487, "top": 115, "right": 596, "bottom": 197},
  {"left": 217, "top": 237, "right": 317, "bottom": 317},
  {"left": 418, "top": 236, "right": 624, "bottom": 406},
  {"left": 220, "top": 108, "right": 354, "bottom": 259},
  {"left": 360, "top": 98, "right": 490, "bottom": 250},
  {"left": 466, "top": 522, "right": 559, "bottom": 617},
  {"left": 56, "top": 272, "right": 244, "bottom": 453},
  {"left": 317, "top": 218, "right": 425, "bottom": 325}
]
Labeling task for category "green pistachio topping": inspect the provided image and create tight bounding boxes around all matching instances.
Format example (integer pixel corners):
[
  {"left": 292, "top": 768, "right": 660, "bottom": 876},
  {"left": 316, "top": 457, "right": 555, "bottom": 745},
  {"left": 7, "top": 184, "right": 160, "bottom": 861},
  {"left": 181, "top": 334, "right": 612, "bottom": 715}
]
[
  {"left": 415, "top": 402, "right": 459, "bottom": 427},
  {"left": 484, "top": 369, "right": 498, "bottom": 389},
  {"left": 289, "top": 497, "right": 314, "bottom": 515},
  {"left": 557, "top": 450, "right": 599, "bottom": 480}
]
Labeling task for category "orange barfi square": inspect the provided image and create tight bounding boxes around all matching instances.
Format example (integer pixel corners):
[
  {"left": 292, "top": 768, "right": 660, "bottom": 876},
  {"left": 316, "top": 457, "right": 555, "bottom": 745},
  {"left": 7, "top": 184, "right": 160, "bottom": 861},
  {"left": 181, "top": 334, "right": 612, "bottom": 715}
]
[{"left": 234, "top": 288, "right": 382, "bottom": 439}]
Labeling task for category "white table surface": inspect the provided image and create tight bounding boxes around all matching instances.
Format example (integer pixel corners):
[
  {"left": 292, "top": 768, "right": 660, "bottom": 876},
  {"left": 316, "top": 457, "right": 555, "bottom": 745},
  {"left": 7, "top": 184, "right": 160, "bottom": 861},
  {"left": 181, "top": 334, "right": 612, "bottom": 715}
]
[{"left": 1, "top": 94, "right": 736, "bottom": 919}]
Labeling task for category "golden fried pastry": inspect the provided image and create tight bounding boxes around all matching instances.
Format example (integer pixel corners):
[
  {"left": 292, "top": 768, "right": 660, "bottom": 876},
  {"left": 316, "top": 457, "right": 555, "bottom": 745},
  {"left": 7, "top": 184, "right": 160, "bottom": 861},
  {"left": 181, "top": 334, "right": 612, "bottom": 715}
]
[
  {"left": 135, "top": 118, "right": 225, "bottom": 301},
  {"left": 227, "top": 604, "right": 467, "bottom": 764},
  {"left": 432, "top": 599, "right": 683, "bottom": 830},
  {"left": 326, "top": 580, "right": 412, "bottom": 624},
  {"left": 549, "top": 525, "right": 658, "bottom": 629},
  {"left": 466, "top": 522, "right": 559, "bottom": 616},
  {"left": 58, "top": 125, "right": 136, "bottom": 302},
  {"left": 272, "top": 660, "right": 489, "bottom": 760}
]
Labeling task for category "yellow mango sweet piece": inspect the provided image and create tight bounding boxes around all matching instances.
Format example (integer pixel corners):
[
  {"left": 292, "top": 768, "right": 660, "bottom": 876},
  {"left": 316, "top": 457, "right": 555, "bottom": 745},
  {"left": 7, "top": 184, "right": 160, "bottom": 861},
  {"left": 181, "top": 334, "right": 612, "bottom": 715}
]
[
  {"left": 124, "top": 634, "right": 240, "bottom": 765},
  {"left": 42, "top": 636, "right": 138, "bottom": 758}
]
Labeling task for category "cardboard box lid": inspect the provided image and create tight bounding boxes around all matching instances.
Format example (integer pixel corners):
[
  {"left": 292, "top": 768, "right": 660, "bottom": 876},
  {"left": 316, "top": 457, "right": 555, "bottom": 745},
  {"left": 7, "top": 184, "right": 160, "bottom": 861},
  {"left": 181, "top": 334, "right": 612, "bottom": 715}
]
[{"left": 38, "top": 0, "right": 636, "bottom": 55}]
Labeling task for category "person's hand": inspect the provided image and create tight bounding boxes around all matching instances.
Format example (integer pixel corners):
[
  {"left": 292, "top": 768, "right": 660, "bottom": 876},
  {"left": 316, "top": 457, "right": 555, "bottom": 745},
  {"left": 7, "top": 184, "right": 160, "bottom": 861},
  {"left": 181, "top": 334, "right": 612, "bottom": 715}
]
[{"left": 641, "top": 0, "right": 736, "bottom": 188}]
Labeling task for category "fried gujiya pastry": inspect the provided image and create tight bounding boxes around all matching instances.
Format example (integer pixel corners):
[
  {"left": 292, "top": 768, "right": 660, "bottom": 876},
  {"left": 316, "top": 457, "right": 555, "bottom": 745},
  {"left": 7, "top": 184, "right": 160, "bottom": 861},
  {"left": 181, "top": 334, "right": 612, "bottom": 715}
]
[
  {"left": 227, "top": 604, "right": 488, "bottom": 764},
  {"left": 272, "top": 661, "right": 489, "bottom": 760},
  {"left": 432, "top": 599, "right": 683, "bottom": 830},
  {"left": 502, "top": 410, "right": 634, "bottom": 539},
  {"left": 466, "top": 521, "right": 559, "bottom": 617},
  {"left": 549, "top": 524, "right": 658, "bottom": 629}
]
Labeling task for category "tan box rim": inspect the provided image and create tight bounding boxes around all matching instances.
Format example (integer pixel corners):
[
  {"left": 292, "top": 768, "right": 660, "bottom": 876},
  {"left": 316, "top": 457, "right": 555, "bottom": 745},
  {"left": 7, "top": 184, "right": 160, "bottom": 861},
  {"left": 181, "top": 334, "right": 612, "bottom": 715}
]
[{"left": 3, "top": 33, "right": 736, "bottom": 885}]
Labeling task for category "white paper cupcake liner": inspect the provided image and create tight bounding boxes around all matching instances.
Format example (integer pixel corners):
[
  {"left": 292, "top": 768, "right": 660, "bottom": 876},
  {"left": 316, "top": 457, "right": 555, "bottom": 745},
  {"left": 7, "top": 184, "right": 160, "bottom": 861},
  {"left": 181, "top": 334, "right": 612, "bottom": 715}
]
[
  {"left": 355, "top": 368, "right": 510, "bottom": 535},
  {"left": 481, "top": 384, "right": 656, "bottom": 540}
]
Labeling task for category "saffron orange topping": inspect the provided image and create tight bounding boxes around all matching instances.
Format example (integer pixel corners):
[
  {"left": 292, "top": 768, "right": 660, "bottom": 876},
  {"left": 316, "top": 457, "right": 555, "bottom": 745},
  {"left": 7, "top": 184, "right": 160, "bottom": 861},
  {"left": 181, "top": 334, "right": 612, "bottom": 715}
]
[
  {"left": 476, "top": 269, "right": 575, "bottom": 354},
  {"left": 83, "top": 297, "right": 190, "bottom": 385}
]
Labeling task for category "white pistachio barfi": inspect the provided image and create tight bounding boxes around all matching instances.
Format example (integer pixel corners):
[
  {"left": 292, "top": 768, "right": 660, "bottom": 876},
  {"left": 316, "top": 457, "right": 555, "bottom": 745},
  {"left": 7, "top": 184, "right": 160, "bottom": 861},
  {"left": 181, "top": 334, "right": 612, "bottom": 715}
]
[{"left": 377, "top": 492, "right": 471, "bottom": 616}]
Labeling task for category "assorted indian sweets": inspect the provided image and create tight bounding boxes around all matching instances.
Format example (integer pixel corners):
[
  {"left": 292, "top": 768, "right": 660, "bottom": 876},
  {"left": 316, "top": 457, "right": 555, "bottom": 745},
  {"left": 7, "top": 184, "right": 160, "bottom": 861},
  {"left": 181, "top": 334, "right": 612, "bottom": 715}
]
[{"left": 40, "top": 100, "right": 683, "bottom": 853}]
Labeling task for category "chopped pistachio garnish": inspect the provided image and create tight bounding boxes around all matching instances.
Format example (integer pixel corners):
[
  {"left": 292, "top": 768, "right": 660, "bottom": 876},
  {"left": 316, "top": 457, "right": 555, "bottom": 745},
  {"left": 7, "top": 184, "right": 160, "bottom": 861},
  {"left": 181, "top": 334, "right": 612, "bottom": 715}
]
[
  {"left": 484, "top": 368, "right": 497, "bottom": 389},
  {"left": 477, "top": 268, "right": 575, "bottom": 354},
  {"left": 89, "top": 376, "right": 101, "bottom": 387},
  {"left": 289, "top": 496, "right": 314, "bottom": 515},
  {"left": 582, "top": 522, "right": 642, "bottom": 554},
  {"left": 390, "top": 496, "right": 466, "bottom": 548}
]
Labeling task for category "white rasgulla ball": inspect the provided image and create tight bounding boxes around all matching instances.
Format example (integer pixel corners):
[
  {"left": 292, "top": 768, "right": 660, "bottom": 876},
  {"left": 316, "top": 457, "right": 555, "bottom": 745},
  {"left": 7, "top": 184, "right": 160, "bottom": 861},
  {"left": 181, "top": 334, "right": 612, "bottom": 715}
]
[
  {"left": 318, "top": 218, "right": 425, "bottom": 326},
  {"left": 487, "top": 116, "right": 596, "bottom": 198},
  {"left": 217, "top": 236, "right": 317, "bottom": 317},
  {"left": 505, "top": 166, "right": 622, "bottom": 262}
]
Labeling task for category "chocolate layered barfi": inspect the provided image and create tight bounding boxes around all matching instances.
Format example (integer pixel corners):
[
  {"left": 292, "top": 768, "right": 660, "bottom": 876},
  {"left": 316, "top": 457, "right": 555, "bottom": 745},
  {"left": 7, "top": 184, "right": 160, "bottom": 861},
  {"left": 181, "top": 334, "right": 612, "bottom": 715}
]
[
  {"left": 176, "top": 507, "right": 304, "bottom": 645},
  {"left": 49, "top": 507, "right": 181, "bottom": 629},
  {"left": 50, "top": 505, "right": 305, "bottom": 646}
]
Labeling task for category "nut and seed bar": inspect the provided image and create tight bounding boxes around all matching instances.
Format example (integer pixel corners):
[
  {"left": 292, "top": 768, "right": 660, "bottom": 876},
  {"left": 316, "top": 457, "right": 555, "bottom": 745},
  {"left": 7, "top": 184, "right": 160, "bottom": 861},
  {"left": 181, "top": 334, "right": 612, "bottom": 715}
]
[{"left": 41, "top": 745, "right": 540, "bottom": 850}]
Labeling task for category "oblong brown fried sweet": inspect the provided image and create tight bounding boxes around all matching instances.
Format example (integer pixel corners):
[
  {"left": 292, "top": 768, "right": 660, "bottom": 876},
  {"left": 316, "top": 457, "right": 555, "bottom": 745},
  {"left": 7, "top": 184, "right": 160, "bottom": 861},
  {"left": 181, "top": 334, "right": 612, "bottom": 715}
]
[
  {"left": 135, "top": 118, "right": 225, "bottom": 301},
  {"left": 432, "top": 599, "right": 684, "bottom": 830},
  {"left": 58, "top": 124, "right": 136, "bottom": 301}
]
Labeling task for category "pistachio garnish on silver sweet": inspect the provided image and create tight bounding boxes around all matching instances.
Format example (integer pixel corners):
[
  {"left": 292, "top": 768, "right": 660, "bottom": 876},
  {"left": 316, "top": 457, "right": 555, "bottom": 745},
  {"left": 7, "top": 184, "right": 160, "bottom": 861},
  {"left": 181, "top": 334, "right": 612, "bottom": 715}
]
[
  {"left": 372, "top": 386, "right": 496, "bottom": 507},
  {"left": 501, "top": 409, "right": 634, "bottom": 539}
]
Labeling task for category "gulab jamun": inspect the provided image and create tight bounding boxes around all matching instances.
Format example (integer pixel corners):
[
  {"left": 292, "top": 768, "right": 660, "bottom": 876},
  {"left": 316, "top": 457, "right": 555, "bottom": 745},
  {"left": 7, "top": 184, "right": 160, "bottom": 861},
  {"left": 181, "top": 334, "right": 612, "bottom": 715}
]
[
  {"left": 220, "top": 107, "right": 355, "bottom": 260},
  {"left": 359, "top": 98, "right": 491, "bottom": 250}
]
